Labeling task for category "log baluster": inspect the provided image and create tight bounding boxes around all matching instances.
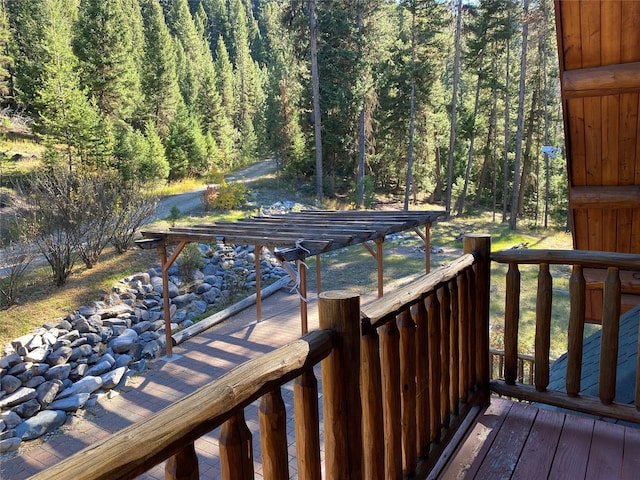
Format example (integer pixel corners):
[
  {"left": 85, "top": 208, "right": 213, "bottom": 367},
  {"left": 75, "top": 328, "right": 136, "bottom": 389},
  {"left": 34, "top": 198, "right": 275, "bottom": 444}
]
[
  {"left": 600, "top": 267, "right": 621, "bottom": 405},
  {"left": 294, "top": 371, "right": 322, "bottom": 480},
  {"left": 319, "top": 291, "right": 363, "bottom": 478},
  {"left": 567, "top": 265, "right": 586, "bottom": 397},
  {"left": 259, "top": 389, "right": 289, "bottom": 479},
  {"left": 457, "top": 271, "right": 469, "bottom": 401},
  {"left": 535, "top": 263, "right": 552, "bottom": 392},
  {"left": 219, "top": 411, "right": 253, "bottom": 480},
  {"left": 411, "top": 300, "right": 430, "bottom": 458},
  {"left": 504, "top": 262, "right": 521, "bottom": 385},
  {"left": 361, "top": 327, "right": 385, "bottom": 479},
  {"left": 449, "top": 278, "right": 460, "bottom": 415},
  {"left": 438, "top": 285, "right": 451, "bottom": 428},
  {"left": 425, "top": 292, "right": 441, "bottom": 442},
  {"left": 381, "top": 315, "right": 402, "bottom": 478},
  {"left": 398, "top": 309, "right": 417, "bottom": 475},
  {"left": 165, "top": 442, "right": 199, "bottom": 480},
  {"left": 466, "top": 266, "right": 477, "bottom": 393}
]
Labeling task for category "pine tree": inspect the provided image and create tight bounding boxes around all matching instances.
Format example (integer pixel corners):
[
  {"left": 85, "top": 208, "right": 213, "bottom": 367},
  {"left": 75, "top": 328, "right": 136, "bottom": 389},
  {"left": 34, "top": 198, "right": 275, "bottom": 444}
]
[
  {"left": 74, "top": 0, "right": 143, "bottom": 123},
  {"left": 140, "top": 0, "right": 181, "bottom": 138},
  {"left": 36, "top": 0, "right": 105, "bottom": 172},
  {"left": 0, "top": 0, "right": 14, "bottom": 103}
]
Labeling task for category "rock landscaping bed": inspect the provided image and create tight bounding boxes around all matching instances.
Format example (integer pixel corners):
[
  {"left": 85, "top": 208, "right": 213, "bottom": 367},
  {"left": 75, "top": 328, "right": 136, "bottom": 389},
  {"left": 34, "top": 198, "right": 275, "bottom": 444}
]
[{"left": 0, "top": 238, "right": 291, "bottom": 455}]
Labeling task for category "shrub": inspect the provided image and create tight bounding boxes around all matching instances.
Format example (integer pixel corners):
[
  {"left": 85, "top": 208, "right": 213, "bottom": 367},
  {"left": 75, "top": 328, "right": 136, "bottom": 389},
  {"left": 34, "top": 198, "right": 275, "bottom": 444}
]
[
  {"left": 177, "top": 243, "right": 204, "bottom": 283},
  {"left": 201, "top": 180, "right": 247, "bottom": 211}
]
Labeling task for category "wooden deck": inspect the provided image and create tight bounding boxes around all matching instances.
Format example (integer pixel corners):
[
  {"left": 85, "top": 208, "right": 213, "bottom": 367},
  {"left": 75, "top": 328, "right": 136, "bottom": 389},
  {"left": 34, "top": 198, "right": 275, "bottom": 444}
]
[{"left": 441, "top": 397, "right": 640, "bottom": 480}]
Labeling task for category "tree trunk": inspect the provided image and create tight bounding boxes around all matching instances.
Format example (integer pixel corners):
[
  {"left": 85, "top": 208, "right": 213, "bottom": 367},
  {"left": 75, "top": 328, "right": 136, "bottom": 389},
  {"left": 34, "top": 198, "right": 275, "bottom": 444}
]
[
  {"left": 517, "top": 86, "right": 538, "bottom": 218},
  {"left": 309, "top": 0, "right": 323, "bottom": 203},
  {"left": 446, "top": 0, "right": 463, "bottom": 219},
  {"left": 404, "top": 8, "right": 417, "bottom": 211},
  {"left": 475, "top": 88, "right": 497, "bottom": 207},
  {"left": 431, "top": 137, "right": 443, "bottom": 202},
  {"left": 457, "top": 50, "right": 484, "bottom": 216},
  {"left": 502, "top": 31, "right": 511, "bottom": 222},
  {"left": 356, "top": 0, "right": 365, "bottom": 208},
  {"left": 509, "top": 0, "right": 529, "bottom": 230}
]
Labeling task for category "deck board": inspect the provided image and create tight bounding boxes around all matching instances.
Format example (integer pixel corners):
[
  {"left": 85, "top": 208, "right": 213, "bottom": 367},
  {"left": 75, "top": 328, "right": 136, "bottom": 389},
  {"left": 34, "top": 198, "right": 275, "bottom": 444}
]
[{"left": 442, "top": 397, "right": 640, "bottom": 479}]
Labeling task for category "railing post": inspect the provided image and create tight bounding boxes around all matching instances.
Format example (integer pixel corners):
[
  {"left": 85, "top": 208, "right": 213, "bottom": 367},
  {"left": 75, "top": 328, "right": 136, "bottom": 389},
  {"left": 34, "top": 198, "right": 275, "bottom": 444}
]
[
  {"left": 412, "top": 301, "right": 430, "bottom": 458},
  {"left": 504, "top": 262, "right": 520, "bottom": 385},
  {"left": 600, "top": 267, "right": 621, "bottom": 405},
  {"left": 567, "top": 265, "right": 586, "bottom": 396},
  {"left": 219, "top": 411, "right": 253, "bottom": 480},
  {"left": 380, "top": 314, "right": 402, "bottom": 478},
  {"left": 464, "top": 234, "right": 491, "bottom": 406},
  {"left": 361, "top": 327, "right": 385, "bottom": 479},
  {"left": 535, "top": 263, "right": 552, "bottom": 392},
  {"left": 259, "top": 389, "right": 289, "bottom": 479},
  {"left": 294, "top": 371, "right": 322, "bottom": 480},
  {"left": 319, "top": 291, "right": 362, "bottom": 479},
  {"left": 165, "top": 442, "right": 199, "bottom": 480},
  {"left": 398, "top": 310, "right": 417, "bottom": 475}
]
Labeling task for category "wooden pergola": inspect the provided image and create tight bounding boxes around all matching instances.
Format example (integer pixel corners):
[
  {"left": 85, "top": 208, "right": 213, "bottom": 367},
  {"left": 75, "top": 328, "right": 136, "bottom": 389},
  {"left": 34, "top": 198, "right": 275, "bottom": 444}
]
[{"left": 137, "top": 209, "right": 445, "bottom": 357}]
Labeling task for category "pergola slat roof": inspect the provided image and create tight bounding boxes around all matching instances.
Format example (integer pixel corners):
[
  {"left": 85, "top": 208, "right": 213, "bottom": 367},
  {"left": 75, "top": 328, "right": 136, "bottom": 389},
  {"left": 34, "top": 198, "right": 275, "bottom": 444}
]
[
  {"left": 136, "top": 209, "right": 445, "bottom": 357},
  {"left": 140, "top": 210, "right": 445, "bottom": 261}
]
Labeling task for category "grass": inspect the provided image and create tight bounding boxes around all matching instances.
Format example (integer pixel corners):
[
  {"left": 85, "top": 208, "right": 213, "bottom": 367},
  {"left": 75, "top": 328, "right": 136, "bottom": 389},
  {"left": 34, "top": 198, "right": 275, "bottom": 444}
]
[{"left": 0, "top": 174, "right": 588, "bottom": 363}]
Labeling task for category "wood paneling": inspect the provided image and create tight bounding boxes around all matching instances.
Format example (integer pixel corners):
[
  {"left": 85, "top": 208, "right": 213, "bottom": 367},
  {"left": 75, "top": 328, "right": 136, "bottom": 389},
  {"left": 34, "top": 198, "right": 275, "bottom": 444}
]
[{"left": 557, "top": 0, "right": 640, "bottom": 319}]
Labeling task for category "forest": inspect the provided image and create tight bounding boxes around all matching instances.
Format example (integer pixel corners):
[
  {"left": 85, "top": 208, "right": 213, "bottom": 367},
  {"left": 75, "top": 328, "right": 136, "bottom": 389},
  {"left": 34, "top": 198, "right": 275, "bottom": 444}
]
[{"left": 0, "top": 0, "right": 566, "bottom": 228}]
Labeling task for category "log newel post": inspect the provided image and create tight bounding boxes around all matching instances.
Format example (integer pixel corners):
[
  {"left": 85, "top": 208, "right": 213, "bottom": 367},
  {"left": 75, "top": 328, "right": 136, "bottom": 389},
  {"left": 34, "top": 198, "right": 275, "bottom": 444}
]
[
  {"left": 294, "top": 370, "right": 322, "bottom": 480},
  {"left": 449, "top": 278, "right": 460, "bottom": 415},
  {"left": 255, "top": 245, "right": 262, "bottom": 322},
  {"left": 535, "top": 263, "right": 552, "bottom": 392},
  {"left": 165, "top": 442, "right": 199, "bottom": 480},
  {"left": 463, "top": 234, "right": 491, "bottom": 406},
  {"left": 600, "top": 266, "right": 621, "bottom": 405},
  {"left": 438, "top": 286, "right": 451, "bottom": 428},
  {"left": 567, "top": 264, "right": 586, "bottom": 397},
  {"left": 361, "top": 326, "right": 385, "bottom": 480},
  {"left": 319, "top": 291, "right": 362, "bottom": 479},
  {"left": 259, "top": 389, "right": 289, "bottom": 479},
  {"left": 219, "top": 411, "right": 253, "bottom": 480}
]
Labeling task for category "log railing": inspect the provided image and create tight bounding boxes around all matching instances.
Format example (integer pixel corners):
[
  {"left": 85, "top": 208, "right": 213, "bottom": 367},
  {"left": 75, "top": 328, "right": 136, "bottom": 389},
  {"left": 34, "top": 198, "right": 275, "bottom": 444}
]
[
  {"left": 490, "top": 249, "right": 640, "bottom": 423},
  {"left": 28, "top": 234, "right": 492, "bottom": 480},
  {"left": 489, "top": 349, "right": 535, "bottom": 385}
]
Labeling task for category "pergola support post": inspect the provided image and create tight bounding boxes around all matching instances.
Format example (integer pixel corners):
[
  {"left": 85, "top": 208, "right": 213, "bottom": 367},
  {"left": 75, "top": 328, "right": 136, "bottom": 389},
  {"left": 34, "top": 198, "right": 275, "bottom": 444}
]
[{"left": 158, "top": 241, "right": 188, "bottom": 358}]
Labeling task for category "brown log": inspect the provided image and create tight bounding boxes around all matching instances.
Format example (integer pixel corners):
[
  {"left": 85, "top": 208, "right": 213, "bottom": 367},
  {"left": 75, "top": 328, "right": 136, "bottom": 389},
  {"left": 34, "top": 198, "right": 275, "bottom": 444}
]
[
  {"left": 491, "top": 380, "right": 640, "bottom": 424},
  {"left": 466, "top": 266, "right": 477, "bottom": 393},
  {"left": 27, "top": 331, "right": 334, "bottom": 480},
  {"left": 562, "top": 61, "right": 640, "bottom": 98},
  {"left": 438, "top": 286, "right": 451, "bottom": 428},
  {"left": 219, "top": 412, "right": 253, "bottom": 480},
  {"left": 426, "top": 292, "right": 441, "bottom": 443},
  {"left": 319, "top": 291, "right": 363, "bottom": 479},
  {"left": 259, "top": 390, "right": 289, "bottom": 479},
  {"left": 294, "top": 371, "right": 322, "bottom": 480},
  {"left": 504, "top": 263, "right": 520, "bottom": 385},
  {"left": 535, "top": 263, "right": 552, "bottom": 392},
  {"left": 464, "top": 235, "right": 491, "bottom": 405},
  {"left": 600, "top": 267, "right": 621, "bottom": 405},
  {"left": 457, "top": 272, "right": 469, "bottom": 402},
  {"left": 449, "top": 278, "right": 460, "bottom": 415},
  {"left": 380, "top": 315, "right": 402, "bottom": 478},
  {"left": 566, "top": 265, "right": 586, "bottom": 397},
  {"left": 361, "top": 329, "right": 385, "bottom": 480},
  {"left": 491, "top": 248, "right": 640, "bottom": 270},
  {"left": 398, "top": 309, "right": 417, "bottom": 475},
  {"left": 570, "top": 185, "right": 640, "bottom": 210},
  {"left": 411, "top": 301, "right": 430, "bottom": 458},
  {"left": 165, "top": 443, "right": 199, "bottom": 480},
  {"left": 361, "top": 254, "right": 476, "bottom": 329}
]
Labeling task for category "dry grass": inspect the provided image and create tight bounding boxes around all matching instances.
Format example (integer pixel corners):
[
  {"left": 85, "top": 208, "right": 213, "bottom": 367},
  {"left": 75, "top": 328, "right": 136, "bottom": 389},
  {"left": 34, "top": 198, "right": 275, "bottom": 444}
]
[{"left": 0, "top": 247, "right": 158, "bottom": 348}]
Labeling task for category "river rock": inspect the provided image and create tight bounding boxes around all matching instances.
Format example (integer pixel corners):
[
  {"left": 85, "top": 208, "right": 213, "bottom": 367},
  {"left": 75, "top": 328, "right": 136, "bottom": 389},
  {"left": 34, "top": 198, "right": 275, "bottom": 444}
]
[
  {"left": 110, "top": 329, "right": 138, "bottom": 353},
  {"left": 0, "top": 387, "right": 37, "bottom": 408},
  {"left": 36, "top": 380, "right": 63, "bottom": 408},
  {"left": 47, "top": 346, "right": 73, "bottom": 366},
  {"left": 1, "top": 375, "right": 22, "bottom": 394},
  {"left": 44, "top": 364, "right": 72, "bottom": 381},
  {"left": 13, "top": 398, "right": 41, "bottom": 418},
  {"left": 100, "top": 367, "right": 127, "bottom": 389},
  {"left": 47, "top": 393, "right": 90, "bottom": 412},
  {"left": 14, "top": 409, "right": 68, "bottom": 440},
  {"left": 57, "top": 376, "right": 103, "bottom": 399},
  {"left": 0, "top": 436, "right": 21, "bottom": 453}
]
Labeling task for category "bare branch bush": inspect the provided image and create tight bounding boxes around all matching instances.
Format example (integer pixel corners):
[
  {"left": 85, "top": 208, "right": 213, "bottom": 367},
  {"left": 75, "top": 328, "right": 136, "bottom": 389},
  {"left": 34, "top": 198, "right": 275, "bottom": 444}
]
[{"left": 110, "top": 187, "right": 157, "bottom": 253}]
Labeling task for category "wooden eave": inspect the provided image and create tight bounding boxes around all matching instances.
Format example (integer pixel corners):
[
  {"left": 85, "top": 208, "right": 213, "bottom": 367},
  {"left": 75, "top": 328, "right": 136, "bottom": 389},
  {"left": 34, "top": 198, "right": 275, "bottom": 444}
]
[{"left": 139, "top": 210, "right": 445, "bottom": 262}]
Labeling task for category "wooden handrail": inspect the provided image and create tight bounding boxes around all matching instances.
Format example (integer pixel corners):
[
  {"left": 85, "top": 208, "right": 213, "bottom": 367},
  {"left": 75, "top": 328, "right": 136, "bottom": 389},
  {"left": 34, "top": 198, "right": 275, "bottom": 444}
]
[
  {"left": 491, "top": 249, "right": 640, "bottom": 424},
  {"left": 31, "top": 234, "right": 493, "bottom": 480},
  {"left": 28, "top": 330, "right": 334, "bottom": 480}
]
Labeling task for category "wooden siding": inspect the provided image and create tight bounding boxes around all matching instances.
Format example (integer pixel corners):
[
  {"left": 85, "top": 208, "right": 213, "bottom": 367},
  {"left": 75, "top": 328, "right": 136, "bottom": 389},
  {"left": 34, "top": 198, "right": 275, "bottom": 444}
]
[{"left": 555, "top": 0, "right": 640, "bottom": 321}]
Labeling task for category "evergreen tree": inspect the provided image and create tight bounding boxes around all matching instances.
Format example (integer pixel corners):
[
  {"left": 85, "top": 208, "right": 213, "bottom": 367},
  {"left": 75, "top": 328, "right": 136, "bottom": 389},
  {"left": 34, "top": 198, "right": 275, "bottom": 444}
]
[
  {"left": 165, "top": 103, "right": 209, "bottom": 180},
  {"left": 74, "top": 0, "right": 143, "bottom": 122},
  {"left": 0, "top": 0, "right": 14, "bottom": 103},
  {"left": 36, "top": 0, "right": 105, "bottom": 171},
  {"left": 140, "top": 0, "right": 181, "bottom": 138}
]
